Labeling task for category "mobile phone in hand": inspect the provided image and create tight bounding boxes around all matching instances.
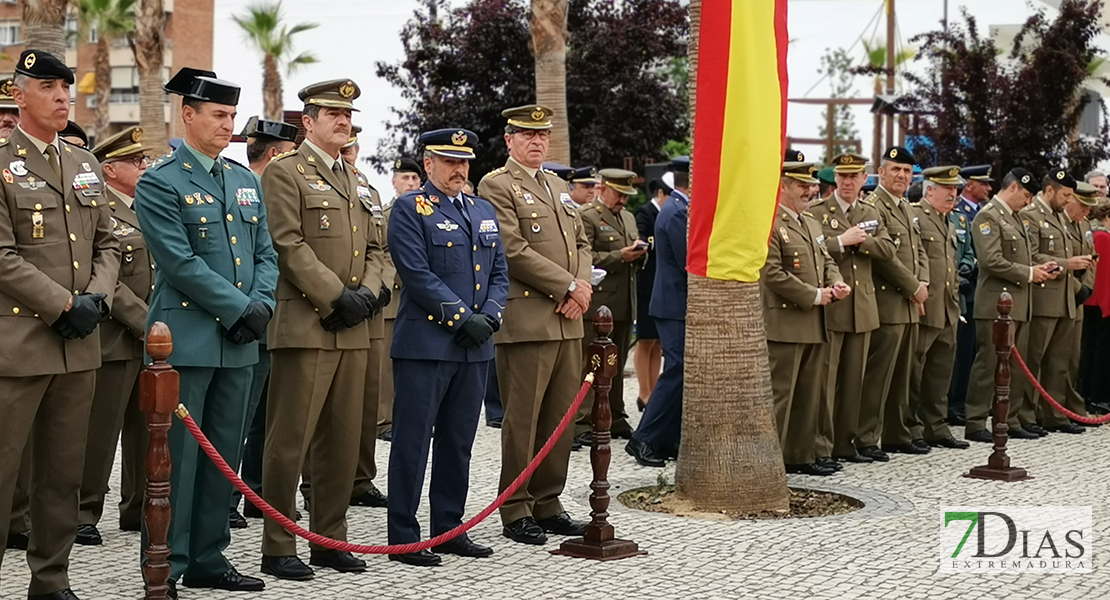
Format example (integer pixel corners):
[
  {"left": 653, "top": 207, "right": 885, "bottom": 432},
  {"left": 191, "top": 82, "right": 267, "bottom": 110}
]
[{"left": 635, "top": 240, "right": 650, "bottom": 251}]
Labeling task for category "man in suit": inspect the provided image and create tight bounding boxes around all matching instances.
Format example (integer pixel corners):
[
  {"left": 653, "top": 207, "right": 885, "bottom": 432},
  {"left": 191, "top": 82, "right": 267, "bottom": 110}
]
[
  {"left": 572, "top": 168, "right": 647, "bottom": 446},
  {"left": 762, "top": 153, "right": 849, "bottom": 476},
  {"left": 632, "top": 174, "right": 668, "bottom": 413},
  {"left": 75, "top": 126, "right": 153, "bottom": 546},
  {"left": 965, "top": 168, "right": 1055, "bottom": 442},
  {"left": 0, "top": 49, "right": 120, "bottom": 600},
  {"left": 479, "top": 105, "right": 591, "bottom": 545},
  {"left": 909, "top": 166, "right": 969, "bottom": 450},
  {"left": 1020, "top": 170, "right": 1090, "bottom": 435},
  {"left": 626, "top": 157, "right": 690, "bottom": 467},
  {"left": 386, "top": 128, "right": 508, "bottom": 566},
  {"left": 135, "top": 67, "right": 277, "bottom": 595},
  {"left": 806, "top": 153, "right": 893, "bottom": 466}
]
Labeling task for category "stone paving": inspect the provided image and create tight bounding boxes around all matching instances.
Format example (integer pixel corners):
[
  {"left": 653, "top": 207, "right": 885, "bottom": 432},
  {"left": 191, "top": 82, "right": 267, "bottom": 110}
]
[{"left": 4, "top": 369, "right": 1110, "bottom": 599}]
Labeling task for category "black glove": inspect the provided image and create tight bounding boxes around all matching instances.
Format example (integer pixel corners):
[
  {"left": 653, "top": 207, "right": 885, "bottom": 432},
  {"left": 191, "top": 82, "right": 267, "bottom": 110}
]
[
  {"left": 321, "top": 287, "right": 370, "bottom": 332},
  {"left": 354, "top": 286, "right": 382, "bottom": 318},
  {"left": 1076, "top": 285, "right": 1093, "bottom": 307},
  {"left": 377, "top": 284, "right": 392, "bottom": 310},
  {"left": 224, "top": 301, "right": 272, "bottom": 345},
  {"left": 958, "top": 276, "right": 973, "bottom": 296},
  {"left": 484, "top": 312, "right": 500, "bottom": 332},
  {"left": 454, "top": 314, "right": 496, "bottom": 349},
  {"left": 53, "top": 293, "right": 107, "bottom": 340},
  {"left": 957, "top": 263, "right": 974, "bottom": 278}
]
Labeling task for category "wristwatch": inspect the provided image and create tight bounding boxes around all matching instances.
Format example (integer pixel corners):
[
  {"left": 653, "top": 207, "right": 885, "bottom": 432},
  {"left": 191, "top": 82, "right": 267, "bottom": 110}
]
[{"left": 568, "top": 280, "right": 577, "bottom": 293}]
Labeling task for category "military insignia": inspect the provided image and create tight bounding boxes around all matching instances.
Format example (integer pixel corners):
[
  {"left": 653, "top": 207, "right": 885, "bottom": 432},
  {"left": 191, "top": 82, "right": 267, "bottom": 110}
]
[
  {"left": 395, "top": 159, "right": 402, "bottom": 170},
  {"left": 31, "top": 211, "right": 43, "bottom": 239},
  {"left": 2, "top": 169, "right": 10, "bottom": 184},
  {"left": 779, "top": 226, "right": 789, "bottom": 243},
  {"left": 830, "top": 218, "right": 838, "bottom": 230},
  {"left": 1021, "top": 175, "right": 1030, "bottom": 184},
  {"left": 839, "top": 155, "right": 851, "bottom": 165},
  {"left": 436, "top": 220, "right": 460, "bottom": 232},
  {"left": 236, "top": 187, "right": 260, "bottom": 206},
  {"left": 979, "top": 222, "right": 991, "bottom": 235},
  {"left": 792, "top": 258, "right": 802, "bottom": 270},
  {"left": 307, "top": 155, "right": 316, "bottom": 163},
  {"left": 0, "top": 80, "right": 9, "bottom": 97},
  {"left": 415, "top": 195, "right": 434, "bottom": 216},
  {"left": 530, "top": 106, "right": 545, "bottom": 121},
  {"left": 224, "top": 162, "right": 231, "bottom": 170},
  {"left": 451, "top": 131, "right": 467, "bottom": 145},
  {"left": 889, "top": 148, "right": 898, "bottom": 158},
  {"left": 193, "top": 192, "right": 202, "bottom": 205},
  {"left": 479, "top": 219, "right": 498, "bottom": 233},
  {"left": 1048, "top": 239, "right": 1055, "bottom": 252},
  {"left": 131, "top": 128, "right": 142, "bottom": 143},
  {"left": 821, "top": 213, "right": 829, "bottom": 225},
  {"left": 523, "top": 193, "right": 533, "bottom": 204},
  {"left": 16, "top": 147, "right": 25, "bottom": 156},
  {"left": 959, "top": 214, "right": 966, "bottom": 225},
  {"left": 23, "top": 52, "right": 35, "bottom": 69},
  {"left": 531, "top": 222, "right": 541, "bottom": 234},
  {"left": 185, "top": 195, "right": 194, "bottom": 205},
  {"left": 296, "top": 164, "right": 305, "bottom": 174},
  {"left": 110, "top": 216, "right": 119, "bottom": 229},
  {"left": 339, "top": 81, "right": 356, "bottom": 99},
  {"left": 18, "top": 181, "right": 46, "bottom": 190},
  {"left": 8, "top": 160, "right": 26, "bottom": 177},
  {"left": 310, "top": 180, "right": 332, "bottom": 192},
  {"left": 1086, "top": 230, "right": 1094, "bottom": 243},
  {"left": 912, "top": 217, "right": 921, "bottom": 234},
  {"left": 319, "top": 213, "right": 330, "bottom": 231},
  {"left": 560, "top": 192, "right": 575, "bottom": 208},
  {"left": 357, "top": 185, "right": 371, "bottom": 200},
  {"left": 204, "top": 194, "right": 214, "bottom": 204},
  {"left": 183, "top": 162, "right": 191, "bottom": 169},
  {"left": 72, "top": 171, "right": 101, "bottom": 189},
  {"left": 82, "top": 162, "right": 91, "bottom": 172},
  {"left": 949, "top": 167, "right": 959, "bottom": 178}
]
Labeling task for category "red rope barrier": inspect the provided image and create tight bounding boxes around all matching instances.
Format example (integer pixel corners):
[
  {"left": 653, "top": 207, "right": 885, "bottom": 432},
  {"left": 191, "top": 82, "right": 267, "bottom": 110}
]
[
  {"left": 1011, "top": 347, "right": 1110, "bottom": 425},
  {"left": 175, "top": 374, "right": 595, "bottom": 555}
]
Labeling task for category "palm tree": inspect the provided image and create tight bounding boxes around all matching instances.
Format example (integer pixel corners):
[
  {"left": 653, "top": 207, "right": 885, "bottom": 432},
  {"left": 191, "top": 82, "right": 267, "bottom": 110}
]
[
  {"left": 78, "top": 0, "right": 135, "bottom": 142},
  {"left": 21, "top": 0, "right": 71, "bottom": 60},
  {"left": 232, "top": 1, "right": 318, "bottom": 121},
  {"left": 673, "top": 0, "right": 790, "bottom": 513},
  {"left": 131, "top": 0, "right": 166, "bottom": 153},
  {"left": 530, "top": 0, "right": 570, "bottom": 163}
]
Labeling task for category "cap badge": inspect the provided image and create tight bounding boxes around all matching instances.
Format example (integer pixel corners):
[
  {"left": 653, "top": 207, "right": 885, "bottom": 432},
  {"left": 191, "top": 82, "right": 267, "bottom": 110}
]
[
  {"left": 395, "top": 159, "right": 402, "bottom": 169},
  {"left": 339, "top": 81, "right": 356, "bottom": 99},
  {"left": 1057, "top": 171, "right": 1065, "bottom": 180},
  {"left": 1022, "top": 175, "right": 1030, "bottom": 184},
  {"left": 131, "top": 128, "right": 142, "bottom": 143},
  {"left": 840, "top": 155, "right": 851, "bottom": 165},
  {"left": 23, "top": 53, "right": 35, "bottom": 69},
  {"left": 0, "top": 80, "right": 10, "bottom": 96},
  {"left": 451, "top": 131, "right": 467, "bottom": 146},
  {"left": 530, "top": 107, "right": 545, "bottom": 121},
  {"left": 949, "top": 168, "right": 958, "bottom": 177},
  {"left": 889, "top": 148, "right": 898, "bottom": 158}
]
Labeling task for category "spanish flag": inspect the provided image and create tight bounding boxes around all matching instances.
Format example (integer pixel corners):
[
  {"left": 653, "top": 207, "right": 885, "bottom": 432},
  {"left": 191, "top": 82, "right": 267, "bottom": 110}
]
[{"left": 687, "top": 0, "right": 789, "bottom": 281}]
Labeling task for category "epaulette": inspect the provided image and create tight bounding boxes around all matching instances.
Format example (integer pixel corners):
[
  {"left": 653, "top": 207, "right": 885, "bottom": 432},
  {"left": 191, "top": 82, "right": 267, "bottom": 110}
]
[
  {"left": 542, "top": 168, "right": 558, "bottom": 176},
  {"left": 485, "top": 166, "right": 508, "bottom": 178},
  {"left": 148, "top": 152, "right": 177, "bottom": 170},
  {"left": 802, "top": 210, "right": 814, "bottom": 218},
  {"left": 0, "top": 137, "right": 10, "bottom": 148},
  {"left": 270, "top": 149, "right": 298, "bottom": 162},
  {"left": 861, "top": 193, "right": 878, "bottom": 206},
  {"left": 224, "top": 156, "right": 248, "bottom": 170}
]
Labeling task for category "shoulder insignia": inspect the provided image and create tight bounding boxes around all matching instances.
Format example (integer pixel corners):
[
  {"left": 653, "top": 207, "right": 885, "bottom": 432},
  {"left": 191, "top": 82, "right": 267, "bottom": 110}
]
[
  {"left": 270, "top": 149, "right": 298, "bottom": 162},
  {"left": 485, "top": 166, "right": 508, "bottom": 178},
  {"left": 802, "top": 211, "right": 814, "bottom": 218},
  {"left": 0, "top": 137, "right": 9, "bottom": 147},
  {"left": 979, "top": 222, "right": 991, "bottom": 235},
  {"left": 542, "top": 168, "right": 557, "bottom": 176},
  {"left": 414, "top": 195, "right": 435, "bottom": 216}
]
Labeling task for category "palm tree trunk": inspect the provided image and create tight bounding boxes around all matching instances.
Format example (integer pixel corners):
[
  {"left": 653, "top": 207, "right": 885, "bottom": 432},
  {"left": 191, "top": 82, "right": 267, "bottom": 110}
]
[
  {"left": 262, "top": 53, "right": 282, "bottom": 121},
  {"left": 94, "top": 34, "right": 111, "bottom": 142},
  {"left": 20, "top": 0, "right": 69, "bottom": 60},
  {"left": 132, "top": 0, "right": 166, "bottom": 153},
  {"left": 530, "top": 0, "right": 569, "bottom": 164},
  {"left": 673, "top": 0, "right": 790, "bottom": 513}
]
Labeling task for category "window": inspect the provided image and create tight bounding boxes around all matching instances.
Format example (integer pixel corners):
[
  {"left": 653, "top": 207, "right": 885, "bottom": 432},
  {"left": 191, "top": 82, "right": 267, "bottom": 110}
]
[
  {"left": 89, "top": 25, "right": 98, "bottom": 44},
  {"left": 65, "top": 16, "right": 77, "bottom": 49},
  {"left": 0, "top": 21, "right": 19, "bottom": 46}
]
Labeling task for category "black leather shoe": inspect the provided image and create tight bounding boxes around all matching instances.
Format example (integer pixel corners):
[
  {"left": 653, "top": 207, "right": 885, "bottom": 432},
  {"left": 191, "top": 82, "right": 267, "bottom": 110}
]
[
  {"left": 388, "top": 549, "right": 442, "bottom": 566},
  {"left": 1009, "top": 427, "right": 1039, "bottom": 439},
  {"left": 75, "top": 523, "right": 103, "bottom": 546},
  {"left": 350, "top": 485, "right": 387, "bottom": 508},
  {"left": 815, "top": 457, "right": 843, "bottom": 471},
  {"left": 1047, "top": 422, "right": 1086, "bottom": 434},
  {"left": 433, "top": 536, "right": 494, "bottom": 558},
  {"left": 948, "top": 413, "right": 967, "bottom": 426},
  {"left": 243, "top": 503, "right": 263, "bottom": 519},
  {"left": 229, "top": 508, "right": 247, "bottom": 529},
  {"left": 611, "top": 429, "right": 633, "bottom": 440},
  {"left": 664, "top": 444, "right": 680, "bottom": 460},
  {"left": 309, "top": 549, "right": 366, "bottom": 573},
  {"left": 836, "top": 453, "right": 873, "bottom": 464},
  {"left": 486, "top": 417, "right": 502, "bottom": 429},
  {"left": 377, "top": 428, "right": 393, "bottom": 442},
  {"left": 183, "top": 567, "right": 265, "bottom": 591},
  {"left": 927, "top": 436, "right": 970, "bottom": 449},
  {"left": 260, "top": 555, "right": 314, "bottom": 581},
  {"left": 573, "top": 431, "right": 592, "bottom": 448},
  {"left": 785, "top": 462, "right": 835, "bottom": 476},
  {"left": 536, "top": 512, "right": 586, "bottom": 536},
  {"left": 856, "top": 446, "right": 890, "bottom": 462},
  {"left": 6, "top": 530, "right": 29, "bottom": 550},
  {"left": 28, "top": 588, "right": 80, "bottom": 600},
  {"left": 570, "top": 437, "right": 583, "bottom": 451},
  {"left": 910, "top": 439, "right": 932, "bottom": 452},
  {"left": 502, "top": 517, "right": 547, "bottom": 545},
  {"left": 882, "top": 443, "right": 929, "bottom": 455},
  {"left": 965, "top": 429, "right": 993, "bottom": 443},
  {"left": 1088, "top": 401, "right": 1110, "bottom": 415},
  {"left": 636, "top": 398, "right": 647, "bottom": 412},
  {"left": 1023, "top": 423, "right": 1048, "bottom": 437},
  {"left": 625, "top": 438, "right": 666, "bottom": 468},
  {"left": 167, "top": 579, "right": 177, "bottom": 600}
]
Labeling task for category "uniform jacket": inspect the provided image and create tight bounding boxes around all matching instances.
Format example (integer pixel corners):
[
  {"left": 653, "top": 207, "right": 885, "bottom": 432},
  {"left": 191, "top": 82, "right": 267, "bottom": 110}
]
[
  {"left": 389, "top": 181, "right": 508, "bottom": 362},
  {"left": 649, "top": 190, "right": 689, "bottom": 321},
  {"left": 262, "top": 143, "right": 391, "bottom": 350},
  {"left": 865, "top": 186, "right": 929, "bottom": 325},
  {"left": 478, "top": 158, "right": 590, "bottom": 343},
  {"left": 382, "top": 202, "right": 401, "bottom": 321},
  {"left": 100, "top": 185, "right": 151, "bottom": 362},
  {"left": 135, "top": 144, "right": 279, "bottom": 368},
  {"left": 1022, "top": 197, "right": 1078, "bottom": 319},
  {"left": 579, "top": 197, "right": 644, "bottom": 322},
  {"left": 805, "top": 194, "right": 891, "bottom": 334},
  {"left": 949, "top": 209, "right": 977, "bottom": 314},
  {"left": 913, "top": 202, "right": 960, "bottom": 329},
  {"left": 970, "top": 196, "right": 1033, "bottom": 322},
  {"left": 634, "top": 200, "right": 660, "bottom": 299},
  {"left": 761, "top": 207, "right": 841, "bottom": 344},
  {"left": 1069, "top": 215, "right": 1095, "bottom": 321},
  {"left": 0, "top": 129, "right": 120, "bottom": 376}
]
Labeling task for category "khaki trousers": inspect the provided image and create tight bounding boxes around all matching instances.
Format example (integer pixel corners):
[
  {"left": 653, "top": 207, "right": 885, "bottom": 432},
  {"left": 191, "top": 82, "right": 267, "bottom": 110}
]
[
  {"left": 376, "top": 318, "right": 395, "bottom": 436},
  {"left": 860, "top": 323, "right": 917, "bottom": 447},
  {"left": 910, "top": 324, "right": 957, "bottom": 442},
  {"left": 768, "top": 341, "right": 828, "bottom": 465},
  {"left": 353, "top": 336, "right": 385, "bottom": 496},
  {"left": 78, "top": 358, "right": 142, "bottom": 526},
  {"left": 1025, "top": 316, "right": 1075, "bottom": 428},
  {"left": 822, "top": 331, "right": 871, "bottom": 458}
]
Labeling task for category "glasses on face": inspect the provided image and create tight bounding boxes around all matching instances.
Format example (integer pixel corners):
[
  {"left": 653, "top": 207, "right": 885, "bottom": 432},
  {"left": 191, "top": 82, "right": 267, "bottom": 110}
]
[
  {"left": 516, "top": 129, "right": 551, "bottom": 141},
  {"left": 111, "top": 155, "right": 150, "bottom": 168}
]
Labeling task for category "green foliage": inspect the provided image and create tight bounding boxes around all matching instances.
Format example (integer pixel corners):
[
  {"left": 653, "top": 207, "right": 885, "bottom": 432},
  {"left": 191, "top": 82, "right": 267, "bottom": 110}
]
[
  {"left": 661, "top": 138, "right": 691, "bottom": 158},
  {"left": 77, "top": 0, "right": 135, "bottom": 39},
  {"left": 232, "top": 1, "right": 319, "bottom": 75}
]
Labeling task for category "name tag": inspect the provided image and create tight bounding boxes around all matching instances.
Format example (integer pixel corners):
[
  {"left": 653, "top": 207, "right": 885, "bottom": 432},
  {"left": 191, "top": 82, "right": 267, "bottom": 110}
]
[
  {"left": 236, "top": 187, "right": 260, "bottom": 206},
  {"left": 816, "top": 234, "right": 825, "bottom": 245},
  {"left": 479, "top": 219, "right": 498, "bottom": 233}
]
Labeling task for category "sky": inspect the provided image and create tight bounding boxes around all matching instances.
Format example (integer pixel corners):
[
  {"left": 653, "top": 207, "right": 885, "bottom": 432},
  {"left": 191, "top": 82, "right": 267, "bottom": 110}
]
[{"left": 210, "top": 0, "right": 1096, "bottom": 193}]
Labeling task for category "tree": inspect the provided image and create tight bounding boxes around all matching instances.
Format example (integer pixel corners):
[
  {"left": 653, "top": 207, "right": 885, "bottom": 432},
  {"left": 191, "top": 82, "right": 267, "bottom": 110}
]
[
  {"left": 531, "top": 0, "right": 569, "bottom": 163},
  {"left": 374, "top": 0, "right": 688, "bottom": 178},
  {"left": 78, "top": 0, "right": 134, "bottom": 141},
  {"left": 903, "top": 0, "right": 1110, "bottom": 176},
  {"left": 131, "top": 0, "right": 165, "bottom": 153},
  {"left": 816, "top": 48, "right": 860, "bottom": 163},
  {"left": 232, "top": 1, "right": 318, "bottom": 121},
  {"left": 21, "top": 0, "right": 70, "bottom": 60}
]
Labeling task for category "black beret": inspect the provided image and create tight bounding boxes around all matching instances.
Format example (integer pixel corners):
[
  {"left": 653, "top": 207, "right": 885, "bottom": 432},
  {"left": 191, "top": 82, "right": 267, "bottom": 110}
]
[
  {"left": 784, "top": 148, "right": 805, "bottom": 163},
  {"left": 59, "top": 120, "right": 88, "bottom": 147},
  {"left": 1048, "top": 168, "right": 1077, "bottom": 190},
  {"left": 164, "top": 67, "right": 240, "bottom": 106},
  {"left": 882, "top": 146, "right": 915, "bottom": 165},
  {"left": 1008, "top": 167, "right": 1040, "bottom": 194},
  {"left": 15, "top": 49, "right": 74, "bottom": 85},
  {"left": 392, "top": 157, "right": 421, "bottom": 174}
]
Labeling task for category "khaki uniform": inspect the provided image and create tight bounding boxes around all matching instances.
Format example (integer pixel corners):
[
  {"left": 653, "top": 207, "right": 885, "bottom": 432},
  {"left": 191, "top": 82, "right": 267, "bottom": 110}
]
[
  {"left": 376, "top": 201, "right": 400, "bottom": 436},
  {"left": 806, "top": 194, "right": 892, "bottom": 457},
  {"left": 0, "top": 129, "right": 120, "bottom": 594},
  {"left": 260, "top": 143, "right": 388, "bottom": 556},
  {"left": 479, "top": 158, "right": 591, "bottom": 525},
  {"left": 761, "top": 207, "right": 840, "bottom": 464},
  {"left": 1063, "top": 217, "right": 1096, "bottom": 417},
  {"left": 574, "top": 197, "right": 643, "bottom": 437},
  {"left": 79, "top": 185, "right": 152, "bottom": 528},
  {"left": 909, "top": 202, "right": 960, "bottom": 442},
  {"left": 862, "top": 186, "right": 928, "bottom": 447},
  {"left": 967, "top": 196, "right": 1034, "bottom": 433}
]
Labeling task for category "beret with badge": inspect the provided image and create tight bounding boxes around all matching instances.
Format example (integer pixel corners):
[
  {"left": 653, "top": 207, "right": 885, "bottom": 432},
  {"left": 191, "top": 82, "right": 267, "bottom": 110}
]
[
  {"left": 1007, "top": 167, "right": 1040, "bottom": 194},
  {"left": 882, "top": 146, "right": 916, "bottom": 166},
  {"left": 92, "top": 125, "right": 152, "bottom": 163},
  {"left": 15, "top": 49, "right": 75, "bottom": 84},
  {"left": 299, "top": 79, "right": 360, "bottom": 111},
  {"left": 393, "top": 156, "right": 422, "bottom": 174},
  {"left": 164, "top": 67, "right": 240, "bottom": 105},
  {"left": 599, "top": 168, "right": 638, "bottom": 196},
  {"left": 503, "top": 105, "right": 553, "bottom": 131},
  {"left": 921, "top": 165, "right": 963, "bottom": 186},
  {"left": 831, "top": 152, "right": 869, "bottom": 174},
  {"left": 782, "top": 148, "right": 818, "bottom": 184},
  {"left": 419, "top": 128, "right": 478, "bottom": 160},
  {"left": 1048, "top": 168, "right": 1077, "bottom": 190}
]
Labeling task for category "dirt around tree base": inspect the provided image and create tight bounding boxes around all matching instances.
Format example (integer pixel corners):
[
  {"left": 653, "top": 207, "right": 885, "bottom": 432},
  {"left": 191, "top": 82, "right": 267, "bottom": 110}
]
[{"left": 618, "top": 484, "right": 862, "bottom": 520}]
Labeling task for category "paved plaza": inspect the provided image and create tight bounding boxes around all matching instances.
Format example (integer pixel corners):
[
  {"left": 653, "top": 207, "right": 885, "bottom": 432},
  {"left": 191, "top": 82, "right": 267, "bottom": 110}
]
[{"left": 3, "top": 372, "right": 1109, "bottom": 599}]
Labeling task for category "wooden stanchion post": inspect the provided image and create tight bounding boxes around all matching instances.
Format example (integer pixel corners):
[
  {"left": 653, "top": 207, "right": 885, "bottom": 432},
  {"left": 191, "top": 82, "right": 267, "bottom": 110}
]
[
  {"left": 552, "top": 306, "right": 647, "bottom": 561},
  {"left": 141, "top": 323, "right": 179, "bottom": 599},
  {"left": 965, "top": 293, "right": 1032, "bottom": 481}
]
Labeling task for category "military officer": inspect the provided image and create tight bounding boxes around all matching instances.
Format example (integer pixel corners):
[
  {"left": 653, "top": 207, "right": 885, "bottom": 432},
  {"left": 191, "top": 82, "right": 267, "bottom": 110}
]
[
  {"left": 965, "top": 168, "right": 1055, "bottom": 442},
  {"left": 75, "top": 126, "right": 153, "bottom": 546},
  {"left": 632, "top": 169, "right": 667, "bottom": 414},
  {"left": 1066, "top": 182, "right": 1100, "bottom": 417},
  {"left": 242, "top": 117, "right": 298, "bottom": 177},
  {"left": 0, "top": 78, "right": 19, "bottom": 139},
  {"left": 385, "top": 128, "right": 508, "bottom": 566},
  {"left": 340, "top": 124, "right": 361, "bottom": 166},
  {"left": 948, "top": 165, "right": 991, "bottom": 425},
  {"left": 572, "top": 168, "right": 647, "bottom": 446},
  {"left": 806, "top": 152, "right": 893, "bottom": 466},
  {"left": 1021, "top": 170, "right": 1090, "bottom": 434},
  {"left": 135, "top": 67, "right": 276, "bottom": 594},
  {"left": 479, "top": 104, "right": 591, "bottom": 545},
  {"left": 762, "top": 154, "right": 848, "bottom": 476},
  {"left": 567, "top": 166, "right": 600, "bottom": 206},
  {"left": 909, "top": 166, "right": 969, "bottom": 450},
  {"left": 3, "top": 73, "right": 26, "bottom": 554},
  {"left": 0, "top": 49, "right": 120, "bottom": 600}
]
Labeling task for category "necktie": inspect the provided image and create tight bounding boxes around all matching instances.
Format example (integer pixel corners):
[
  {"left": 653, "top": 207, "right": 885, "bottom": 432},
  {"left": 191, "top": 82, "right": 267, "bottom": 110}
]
[
  {"left": 210, "top": 161, "right": 224, "bottom": 190},
  {"left": 44, "top": 145, "right": 60, "bottom": 181},
  {"left": 453, "top": 196, "right": 471, "bottom": 227},
  {"left": 333, "top": 162, "right": 348, "bottom": 196},
  {"left": 535, "top": 170, "right": 552, "bottom": 202}
]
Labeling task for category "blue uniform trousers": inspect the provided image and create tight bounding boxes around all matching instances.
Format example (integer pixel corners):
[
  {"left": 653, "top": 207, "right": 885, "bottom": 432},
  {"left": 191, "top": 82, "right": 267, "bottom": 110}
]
[
  {"left": 484, "top": 363, "right": 504, "bottom": 424},
  {"left": 633, "top": 317, "right": 685, "bottom": 451}
]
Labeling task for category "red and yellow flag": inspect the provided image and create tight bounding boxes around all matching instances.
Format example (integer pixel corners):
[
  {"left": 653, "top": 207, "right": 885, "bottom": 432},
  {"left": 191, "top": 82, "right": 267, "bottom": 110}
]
[{"left": 688, "top": 0, "right": 789, "bottom": 281}]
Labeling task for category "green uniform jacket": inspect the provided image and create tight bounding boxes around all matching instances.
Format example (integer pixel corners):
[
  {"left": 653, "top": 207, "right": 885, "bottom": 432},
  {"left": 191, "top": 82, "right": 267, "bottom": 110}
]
[
  {"left": 865, "top": 186, "right": 929, "bottom": 325},
  {"left": 135, "top": 145, "right": 279, "bottom": 367},
  {"left": 578, "top": 197, "right": 643, "bottom": 322},
  {"left": 100, "top": 185, "right": 151, "bottom": 361},
  {"left": 913, "top": 202, "right": 960, "bottom": 329},
  {"left": 970, "top": 197, "right": 1032, "bottom": 322},
  {"left": 1022, "top": 196, "right": 1078, "bottom": 319},
  {"left": 761, "top": 207, "right": 841, "bottom": 344}
]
